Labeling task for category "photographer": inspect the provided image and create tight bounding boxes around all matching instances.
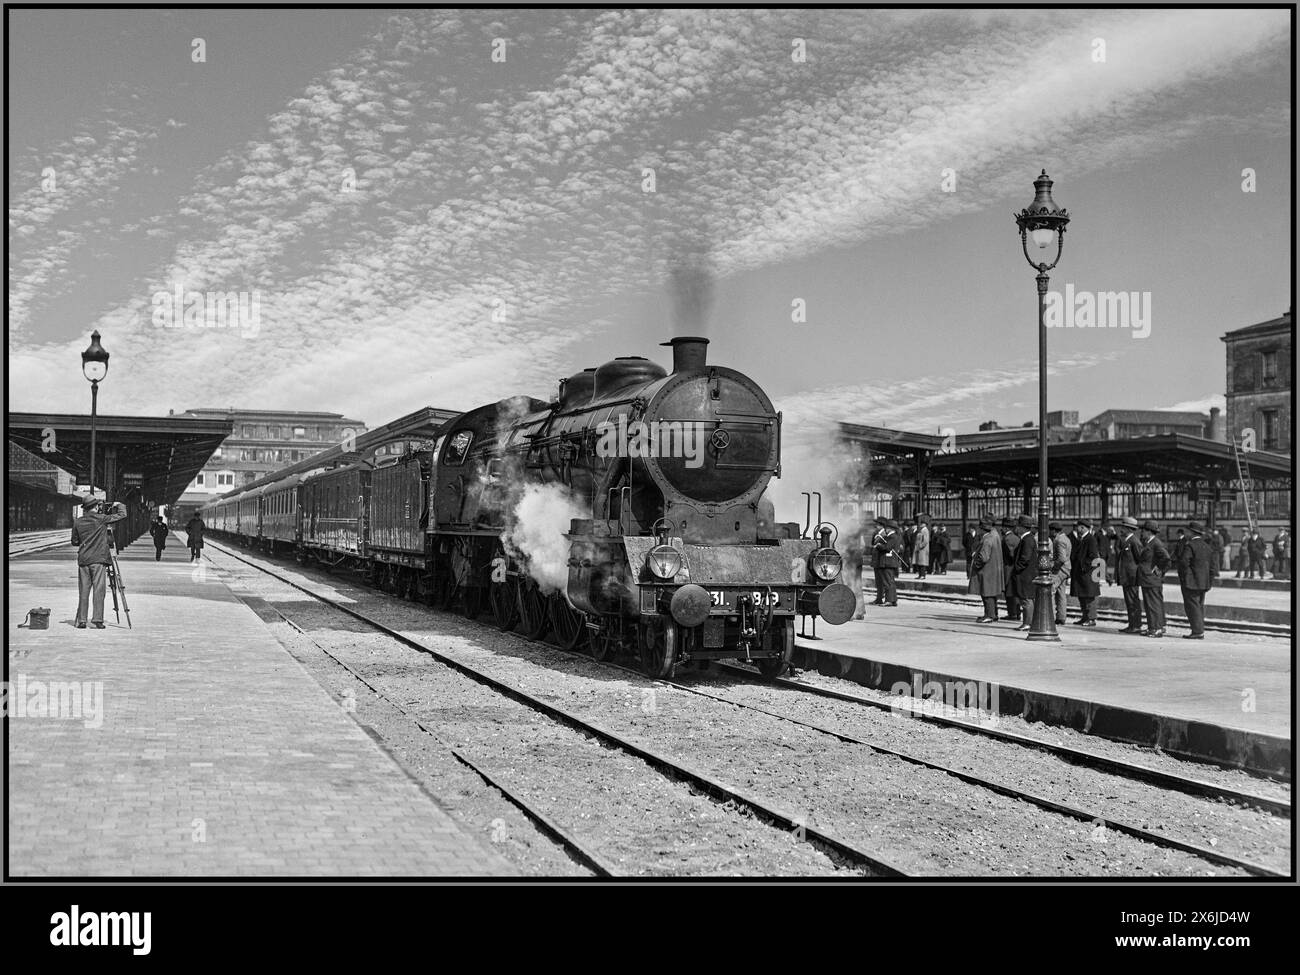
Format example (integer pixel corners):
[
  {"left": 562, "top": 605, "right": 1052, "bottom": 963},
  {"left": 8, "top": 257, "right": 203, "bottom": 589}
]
[{"left": 70, "top": 497, "right": 127, "bottom": 629}]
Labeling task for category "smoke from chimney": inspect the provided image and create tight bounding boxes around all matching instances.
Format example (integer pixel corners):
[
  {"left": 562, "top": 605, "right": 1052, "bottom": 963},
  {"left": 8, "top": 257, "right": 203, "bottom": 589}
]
[{"left": 669, "top": 263, "right": 714, "bottom": 337}]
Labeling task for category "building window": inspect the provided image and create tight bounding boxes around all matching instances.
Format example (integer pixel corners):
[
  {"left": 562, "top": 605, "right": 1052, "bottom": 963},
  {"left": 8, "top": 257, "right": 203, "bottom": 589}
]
[
  {"left": 293, "top": 426, "right": 306, "bottom": 438},
  {"left": 1261, "top": 350, "right": 1278, "bottom": 385},
  {"left": 1261, "top": 410, "right": 1279, "bottom": 450},
  {"left": 218, "top": 473, "right": 234, "bottom": 486},
  {"left": 195, "top": 473, "right": 205, "bottom": 486}
]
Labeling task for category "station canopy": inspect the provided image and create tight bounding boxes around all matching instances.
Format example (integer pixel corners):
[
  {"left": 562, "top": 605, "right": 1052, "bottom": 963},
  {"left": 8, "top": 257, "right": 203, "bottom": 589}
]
[
  {"left": 8, "top": 412, "right": 233, "bottom": 506},
  {"left": 838, "top": 424, "right": 1292, "bottom": 490},
  {"left": 927, "top": 435, "right": 1293, "bottom": 489}
]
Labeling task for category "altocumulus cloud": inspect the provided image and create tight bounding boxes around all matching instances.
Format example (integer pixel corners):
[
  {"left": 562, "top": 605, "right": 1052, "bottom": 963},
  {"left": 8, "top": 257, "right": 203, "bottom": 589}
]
[{"left": 7, "top": 8, "right": 1288, "bottom": 423}]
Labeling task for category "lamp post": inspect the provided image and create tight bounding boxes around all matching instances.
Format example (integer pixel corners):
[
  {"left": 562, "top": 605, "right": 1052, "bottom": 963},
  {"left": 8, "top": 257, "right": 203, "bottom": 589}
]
[
  {"left": 80, "top": 330, "right": 110, "bottom": 499},
  {"left": 1015, "top": 171, "right": 1069, "bottom": 641}
]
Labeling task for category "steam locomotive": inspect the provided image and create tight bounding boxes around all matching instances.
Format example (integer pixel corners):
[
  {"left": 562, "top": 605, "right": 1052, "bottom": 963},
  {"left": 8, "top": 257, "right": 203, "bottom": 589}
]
[{"left": 201, "top": 336, "right": 856, "bottom": 678}]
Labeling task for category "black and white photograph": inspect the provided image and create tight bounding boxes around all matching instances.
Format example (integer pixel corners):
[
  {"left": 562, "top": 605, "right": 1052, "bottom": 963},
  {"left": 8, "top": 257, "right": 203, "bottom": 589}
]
[{"left": 4, "top": 1, "right": 1295, "bottom": 949}]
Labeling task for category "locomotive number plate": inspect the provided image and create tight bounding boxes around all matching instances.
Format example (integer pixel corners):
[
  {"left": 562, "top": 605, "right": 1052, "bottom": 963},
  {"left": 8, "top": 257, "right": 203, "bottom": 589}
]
[{"left": 706, "top": 589, "right": 788, "bottom": 611}]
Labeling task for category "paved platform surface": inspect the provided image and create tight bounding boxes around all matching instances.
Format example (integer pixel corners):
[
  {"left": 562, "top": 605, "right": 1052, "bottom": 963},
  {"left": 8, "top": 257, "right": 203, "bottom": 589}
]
[
  {"left": 8, "top": 542, "right": 514, "bottom": 877},
  {"left": 797, "top": 597, "right": 1290, "bottom": 772}
]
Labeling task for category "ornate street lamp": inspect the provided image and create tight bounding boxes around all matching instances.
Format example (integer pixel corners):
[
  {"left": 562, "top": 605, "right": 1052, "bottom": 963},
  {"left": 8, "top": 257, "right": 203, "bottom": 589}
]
[
  {"left": 1015, "top": 171, "right": 1070, "bottom": 641},
  {"left": 80, "top": 330, "right": 110, "bottom": 499}
]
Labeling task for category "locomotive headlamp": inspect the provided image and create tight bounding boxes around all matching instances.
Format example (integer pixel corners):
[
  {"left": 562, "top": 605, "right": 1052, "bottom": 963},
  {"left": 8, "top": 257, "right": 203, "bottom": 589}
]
[
  {"left": 647, "top": 544, "right": 682, "bottom": 580},
  {"left": 809, "top": 547, "right": 842, "bottom": 581}
]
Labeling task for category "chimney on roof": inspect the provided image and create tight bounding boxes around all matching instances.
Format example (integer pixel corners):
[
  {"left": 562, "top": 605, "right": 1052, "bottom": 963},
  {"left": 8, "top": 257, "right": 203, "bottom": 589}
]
[{"left": 1208, "top": 406, "right": 1226, "bottom": 443}]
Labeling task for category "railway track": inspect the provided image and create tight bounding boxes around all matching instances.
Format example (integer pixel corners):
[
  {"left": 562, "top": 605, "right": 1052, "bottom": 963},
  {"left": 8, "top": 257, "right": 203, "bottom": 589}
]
[
  {"left": 876, "top": 586, "right": 1289, "bottom": 637},
  {"left": 207, "top": 539, "right": 908, "bottom": 878},
  {"left": 209, "top": 538, "right": 1288, "bottom": 878},
  {"left": 255, "top": 596, "right": 618, "bottom": 877},
  {"left": 8, "top": 531, "right": 71, "bottom": 558},
  {"left": 720, "top": 664, "right": 1292, "bottom": 814}
]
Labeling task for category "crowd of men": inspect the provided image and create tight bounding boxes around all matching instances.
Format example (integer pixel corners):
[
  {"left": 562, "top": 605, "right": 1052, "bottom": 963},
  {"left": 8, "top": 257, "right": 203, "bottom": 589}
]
[{"left": 869, "top": 512, "right": 1232, "bottom": 639}]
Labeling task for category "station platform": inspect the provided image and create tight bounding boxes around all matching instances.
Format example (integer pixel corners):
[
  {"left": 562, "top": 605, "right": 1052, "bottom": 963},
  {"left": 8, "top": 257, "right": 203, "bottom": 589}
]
[
  {"left": 7, "top": 542, "right": 513, "bottom": 877},
  {"left": 795, "top": 597, "right": 1291, "bottom": 776},
  {"left": 875, "top": 571, "right": 1291, "bottom": 628}
]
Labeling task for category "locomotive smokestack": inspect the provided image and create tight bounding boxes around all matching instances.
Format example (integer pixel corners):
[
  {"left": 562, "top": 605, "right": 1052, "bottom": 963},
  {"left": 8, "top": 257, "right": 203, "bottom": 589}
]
[{"left": 662, "top": 336, "right": 709, "bottom": 374}]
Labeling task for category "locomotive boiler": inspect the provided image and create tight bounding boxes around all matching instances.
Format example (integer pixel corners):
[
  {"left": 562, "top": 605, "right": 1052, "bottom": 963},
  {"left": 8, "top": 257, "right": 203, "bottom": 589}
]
[{"left": 430, "top": 336, "right": 857, "bottom": 678}]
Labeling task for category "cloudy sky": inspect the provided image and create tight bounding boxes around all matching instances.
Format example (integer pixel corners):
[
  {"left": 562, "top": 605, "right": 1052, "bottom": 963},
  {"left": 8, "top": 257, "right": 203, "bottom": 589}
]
[{"left": 8, "top": 8, "right": 1292, "bottom": 442}]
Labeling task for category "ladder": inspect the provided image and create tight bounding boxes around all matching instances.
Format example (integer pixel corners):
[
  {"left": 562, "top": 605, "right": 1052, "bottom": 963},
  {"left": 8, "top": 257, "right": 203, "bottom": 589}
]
[{"left": 1232, "top": 441, "right": 1259, "bottom": 533}]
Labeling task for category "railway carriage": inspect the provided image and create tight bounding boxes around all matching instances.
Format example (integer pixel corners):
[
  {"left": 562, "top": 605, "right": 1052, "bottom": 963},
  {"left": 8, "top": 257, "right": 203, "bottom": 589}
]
[
  {"left": 367, "top": 451, "right": 433, "bottom": 598},
  {"left": 236, "top": 488, "right": 262, "bottom": 543},
  {"left": 260, "top": 474, "right": 304, "bottom": 552},
  {"left": 301, "top": 464, "right": 368, "bottom": 563}
]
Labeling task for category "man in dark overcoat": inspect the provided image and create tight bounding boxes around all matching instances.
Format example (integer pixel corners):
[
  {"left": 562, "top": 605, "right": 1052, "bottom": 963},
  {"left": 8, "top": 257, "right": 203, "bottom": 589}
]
[
  {"left": 1069, "top": 518, "right": 1102, "bottom": 626},
  {"left": 1246, "top": 530, "right": 1267, "bottom": 579},
  {"left": 869, "top": 519, "right": 886, "bottom": 605},
  {"left": 1177, "top": 521, "right": 1214, "bottom": 639},
  {"left": 1115, "top": 516, "right": 1143, "bottom": 633},
  {"left": 186, "top": 514, "right": 206, "bottom": 563},
  {"left": 1137, "top": 520, "right": 1171, "bottom": 637},
  {"left": 1000, "top": 516, "right": 1017, "bottom": 622},
  {"left": 1010, "top": 514, "right": 1038, "bottom": 630},
  {"left": 873, "top": 518, "right": 903, "bottom": 606}
]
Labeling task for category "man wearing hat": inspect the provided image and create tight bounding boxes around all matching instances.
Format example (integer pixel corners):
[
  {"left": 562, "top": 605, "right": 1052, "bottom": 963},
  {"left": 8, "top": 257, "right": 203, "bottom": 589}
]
[
  {"left": 1049, "top": 523, "right": 1072, "bottom": 625},
  {"left": 869, "top": 519, "right": 887, "bottom": 604},
  {"left": 968, "top": 515, "right": 1005, "bottom": 622},
  {"left": 913, "top": 515, "right": 931, "bottom": 580},
  {"left": 1010, "top": 515, "right": 1038, "bottom": 630},
  {"left": 1115, "top": 516, "right": 1144, "bottom": 633},
  {"left": 1136, "top": 520, "right": 1171, "bottom": 637},
  {"left": 70, "top": 497, "right": 127, "bottom": 629},
  {"left": 999, "top": 517, "right": 1017, "bottom": 621},
  {"left": 1177, "top": 521, "right": 1214, "bottom": 639},
  {"left": 872, "top": 518, "right": 903, "bottom": 606},
  {"left": 1069, "top": 518, "right": 1102, "bottom": 626}
]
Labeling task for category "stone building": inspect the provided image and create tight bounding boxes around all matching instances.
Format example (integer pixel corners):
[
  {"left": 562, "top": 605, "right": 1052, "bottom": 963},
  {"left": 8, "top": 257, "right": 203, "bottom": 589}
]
[{"left": 1222, "top": 308, "right": 1292, "bottom": 455}]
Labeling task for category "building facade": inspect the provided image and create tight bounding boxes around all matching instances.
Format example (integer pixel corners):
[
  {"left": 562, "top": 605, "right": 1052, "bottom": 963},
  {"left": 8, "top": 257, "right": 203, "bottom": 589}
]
[
  {"left": 169, "top": 408, "right": 367, "bottom": 514},
  {"left": 1222, "top": 309, "right": 1292, "bottom": 455},
  {"left": 1077, "top": 409, "right": 1212, "bottom": 442}
]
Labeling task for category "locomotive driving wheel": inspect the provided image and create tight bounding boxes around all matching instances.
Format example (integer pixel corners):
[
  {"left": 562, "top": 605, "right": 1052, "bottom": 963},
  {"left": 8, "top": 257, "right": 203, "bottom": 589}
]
[
  {"left": 756, "top": 618, "right": 795, "bottom": 679},
  {"left": 460, "top": 584, "right": 486, "bottom": 620},
  {"left": 547, "top": 594, "right": 586, "bottom": 650},
  {"left": 517, "top": 580, "right": 549, "bottom": 641},
  {"left": 639, "top": 618, "right": 678, "bottom": 680},
  {"left": 490, "top": 575, "right": 520, "bottom": 631},
  {"left": 587, "top": 619, "right": 616, "bottom": 662}
]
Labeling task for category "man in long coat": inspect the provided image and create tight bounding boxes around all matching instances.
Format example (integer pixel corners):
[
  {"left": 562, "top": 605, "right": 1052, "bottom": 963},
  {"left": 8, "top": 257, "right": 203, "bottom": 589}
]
[
  {"left": 869, "top": 519, "right": 886, "bottom": 604},
  {"left": 933, "top": 524, "right": 951, "bottom": 574},
  {"left": 1246, "top": 530, "right": 1267, "bottom": 579},
  {"left": 873, "top": 519, "right": 902, "bottom": 606},
  {"left": 1069, "top": 518, "right": 1102, "bottom": 626},
  {"left": 968, "top": 515, "right": 1005, "bottom": 622},
  {"left": 1115, "top": 516, "right": 1143, "bottom": 633},
  {"left": 1049, "top": 523, "right": 1072, "bottom": 625},
  {"left": 913, "top": 516, "right": 931, "bottom": 580},
  {"left": 1137, "top": 520, "right": 1171, "bottom": 637},
  {"left": 999, "top": 517, "right": 1017, "bottom": 621},
  {"left": 1010, "top": 515, "right": 1038, "bottom": 630},
  {"left": 962, "top": 524, "right": 980, "bottom": 572},
  {"left": 186, "top": 514, "right": 206, "bottom": 563},
  {"left": 1177, "top": 521, "right": 1214, "bottom": 639}
]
